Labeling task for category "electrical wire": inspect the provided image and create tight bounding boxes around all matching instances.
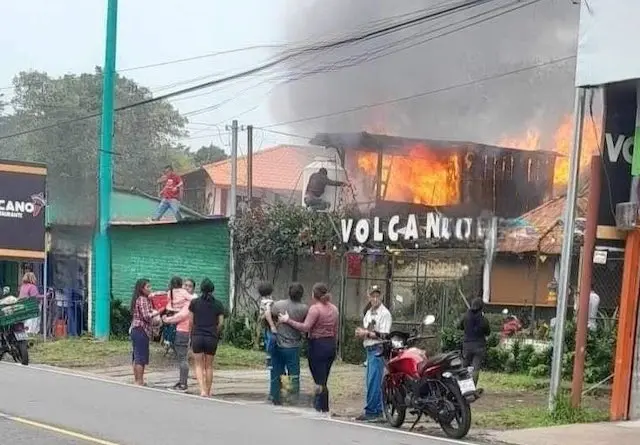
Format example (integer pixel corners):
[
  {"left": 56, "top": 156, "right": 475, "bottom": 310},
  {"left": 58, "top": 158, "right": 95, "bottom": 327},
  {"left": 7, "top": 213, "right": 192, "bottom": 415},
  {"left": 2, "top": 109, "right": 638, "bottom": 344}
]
[
  {"left": 261, "top": 54, "right": 575, "bottom": 129},
  {"left": 0, "top": 0, "right": 498, "bottom": 141},
  {"left": 182, "top": 0, "right": 544, "bottom": 124}
]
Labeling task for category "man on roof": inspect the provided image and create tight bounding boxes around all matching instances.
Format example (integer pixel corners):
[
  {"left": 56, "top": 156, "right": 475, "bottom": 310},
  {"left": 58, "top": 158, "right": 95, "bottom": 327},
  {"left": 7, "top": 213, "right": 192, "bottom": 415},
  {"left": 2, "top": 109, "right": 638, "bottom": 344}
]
[
  {"left": 152, "top": 165, "right": 184, "bottom": 221},
  {"left": 304, "top": 167, "right": 348, "bottom": 211}
]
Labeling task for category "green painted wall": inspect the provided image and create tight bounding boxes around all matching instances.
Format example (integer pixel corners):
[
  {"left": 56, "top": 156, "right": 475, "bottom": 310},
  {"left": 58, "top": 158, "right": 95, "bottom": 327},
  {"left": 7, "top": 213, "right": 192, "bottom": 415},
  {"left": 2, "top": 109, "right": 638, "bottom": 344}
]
[{"left": 109, "top": 220, "right": 230, "bottom": 310}]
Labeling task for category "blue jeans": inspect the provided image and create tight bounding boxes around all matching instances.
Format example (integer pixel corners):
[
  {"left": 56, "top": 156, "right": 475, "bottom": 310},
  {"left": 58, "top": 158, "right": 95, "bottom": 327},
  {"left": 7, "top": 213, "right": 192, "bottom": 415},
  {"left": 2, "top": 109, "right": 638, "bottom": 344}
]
[
  {"left": 152, "top": 198, "right": 183, "bottom": 221},
  {"left": 308, "top": 338, "right": 336, "bottom": 412},
  {"left": 270, "top": 345, "right": 300, "bottom": 403},
  {"left": 365, "top": 345, "right": 385, "bottom": 417}
]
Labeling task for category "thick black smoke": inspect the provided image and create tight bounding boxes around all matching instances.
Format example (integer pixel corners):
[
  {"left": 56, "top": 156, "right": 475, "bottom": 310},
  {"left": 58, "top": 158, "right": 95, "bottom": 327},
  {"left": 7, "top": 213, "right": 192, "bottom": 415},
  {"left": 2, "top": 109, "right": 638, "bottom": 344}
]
[{"left": 272, "top": 0, "right": 581, "bottom": 148}]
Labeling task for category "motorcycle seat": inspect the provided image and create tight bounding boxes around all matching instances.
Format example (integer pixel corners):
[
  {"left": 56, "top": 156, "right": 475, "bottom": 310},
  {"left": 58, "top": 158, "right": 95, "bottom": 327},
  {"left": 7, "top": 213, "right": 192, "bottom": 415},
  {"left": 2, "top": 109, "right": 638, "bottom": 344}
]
[{"left": 419, "top": 351, "right": 459, "bottom": 372}]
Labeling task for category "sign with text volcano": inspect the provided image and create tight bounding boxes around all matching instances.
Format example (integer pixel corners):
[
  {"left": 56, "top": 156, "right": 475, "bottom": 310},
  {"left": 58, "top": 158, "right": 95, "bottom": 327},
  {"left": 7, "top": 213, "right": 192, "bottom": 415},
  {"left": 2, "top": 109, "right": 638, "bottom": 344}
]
[{"left": 0, "top": 160, "right": 47, "bottom": 260}]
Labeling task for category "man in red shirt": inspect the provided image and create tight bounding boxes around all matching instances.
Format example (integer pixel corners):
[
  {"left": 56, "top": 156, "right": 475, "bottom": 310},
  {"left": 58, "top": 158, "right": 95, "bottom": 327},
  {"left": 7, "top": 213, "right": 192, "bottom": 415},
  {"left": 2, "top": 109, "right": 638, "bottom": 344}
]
[{"left": 152, "top": 165, "right": 184, "bottom": 221}]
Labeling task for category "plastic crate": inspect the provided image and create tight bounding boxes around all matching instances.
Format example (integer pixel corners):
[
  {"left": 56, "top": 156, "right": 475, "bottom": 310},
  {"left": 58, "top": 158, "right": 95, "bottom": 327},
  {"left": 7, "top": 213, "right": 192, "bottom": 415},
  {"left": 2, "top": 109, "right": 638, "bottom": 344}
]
[{"left": 0, "top": 298, "right": 40, "bottom": 328}]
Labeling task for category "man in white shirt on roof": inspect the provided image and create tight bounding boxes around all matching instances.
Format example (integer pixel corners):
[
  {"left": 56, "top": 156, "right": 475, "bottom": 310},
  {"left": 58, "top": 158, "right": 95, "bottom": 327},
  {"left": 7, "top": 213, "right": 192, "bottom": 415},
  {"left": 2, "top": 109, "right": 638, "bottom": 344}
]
[{"left": 355, "top": 285, "right": 392, "bottom": 422}]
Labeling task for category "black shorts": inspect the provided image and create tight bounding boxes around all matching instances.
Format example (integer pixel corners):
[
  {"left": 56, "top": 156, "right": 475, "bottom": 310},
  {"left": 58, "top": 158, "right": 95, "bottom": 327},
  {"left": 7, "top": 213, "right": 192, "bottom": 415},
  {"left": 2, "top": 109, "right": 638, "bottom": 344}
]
[{"left": 191, "top": 335, "right": 218, "bottom": 356}]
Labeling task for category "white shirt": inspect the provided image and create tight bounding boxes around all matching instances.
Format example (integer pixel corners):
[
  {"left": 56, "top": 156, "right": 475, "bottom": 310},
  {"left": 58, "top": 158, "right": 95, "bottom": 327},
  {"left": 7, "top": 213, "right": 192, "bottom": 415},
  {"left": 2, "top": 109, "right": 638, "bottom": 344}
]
[
  {"left": 363, "top": 304, "right": 392, "bottom": 348},
  {"left": 573, "top": 291, "right": 601, "bottom": 331}
]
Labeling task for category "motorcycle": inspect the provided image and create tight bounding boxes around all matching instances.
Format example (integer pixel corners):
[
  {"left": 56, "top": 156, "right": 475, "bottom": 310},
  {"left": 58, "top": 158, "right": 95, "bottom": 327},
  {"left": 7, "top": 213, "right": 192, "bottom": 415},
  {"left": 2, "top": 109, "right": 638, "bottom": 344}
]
[
  {"left": 0, "top": 290, "right": 37, "bottom": 366},
  {"left": 381, "top": 315, "right": 478, "bottom": 439}
]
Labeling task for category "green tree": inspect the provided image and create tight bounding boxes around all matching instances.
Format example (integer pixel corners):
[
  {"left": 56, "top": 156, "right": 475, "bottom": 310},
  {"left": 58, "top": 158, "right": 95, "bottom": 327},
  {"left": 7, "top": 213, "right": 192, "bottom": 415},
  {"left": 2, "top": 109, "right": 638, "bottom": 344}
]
[
  {"left": 0, "top": 68, "right": 192, "bottom": 225},
  {"left": 192, "top": 143, "right": 227, "bottom": 166}
]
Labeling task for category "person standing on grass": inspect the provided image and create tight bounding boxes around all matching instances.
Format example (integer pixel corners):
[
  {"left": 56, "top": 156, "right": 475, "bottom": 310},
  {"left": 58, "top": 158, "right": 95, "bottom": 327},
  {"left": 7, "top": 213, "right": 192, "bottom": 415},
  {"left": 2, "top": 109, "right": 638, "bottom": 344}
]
[
  {"left": 355, "top": 286, "right": 392, "bottom": 422},
  {"left": 19, "top": 272, "right": 42, "bottom": 334},
  {"left": 279, "top": 282, "right": 338, "bottom": 413},
  {"left": 164, "top": 278, "right": 226, "bottom": 397},
  {"left": 130, "top": 278, "right": 164, "bottom": 386},
  {"left": 152, "top": 165, "right": 184, "bottom": 221},
  {"left": 267, "top": 283, "right": 308, "bottom": 405},
  {"left": 457, "top": 297, "right": 490, "bottom": 388},
  {"left": 163, "top": 276, "right": 195, "bottom": 392}
]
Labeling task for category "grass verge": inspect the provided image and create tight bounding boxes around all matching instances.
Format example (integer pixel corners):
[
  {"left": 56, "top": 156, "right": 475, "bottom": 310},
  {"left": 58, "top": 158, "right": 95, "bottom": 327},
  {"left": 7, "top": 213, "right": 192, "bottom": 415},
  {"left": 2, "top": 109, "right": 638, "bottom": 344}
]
[{"left": 30, "top": 337, "right": 265, "bottom": 369}]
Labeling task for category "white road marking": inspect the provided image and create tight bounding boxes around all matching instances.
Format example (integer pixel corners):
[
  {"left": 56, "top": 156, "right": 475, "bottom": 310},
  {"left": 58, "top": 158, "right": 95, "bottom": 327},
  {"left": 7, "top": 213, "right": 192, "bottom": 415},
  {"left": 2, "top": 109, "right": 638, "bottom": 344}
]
[{"left": 1, "top": 361, "right": 480, "bottom": 444}]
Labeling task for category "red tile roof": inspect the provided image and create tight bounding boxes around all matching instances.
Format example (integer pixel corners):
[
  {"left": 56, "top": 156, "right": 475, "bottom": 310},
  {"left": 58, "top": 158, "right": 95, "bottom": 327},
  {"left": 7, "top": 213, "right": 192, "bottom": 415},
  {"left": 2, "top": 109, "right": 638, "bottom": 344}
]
[
  {"left": 201, "top": 145, "right": 325, "bottom": 191},
  {"left": 498, "top": 193, "right": 588, "bottom": 255}
]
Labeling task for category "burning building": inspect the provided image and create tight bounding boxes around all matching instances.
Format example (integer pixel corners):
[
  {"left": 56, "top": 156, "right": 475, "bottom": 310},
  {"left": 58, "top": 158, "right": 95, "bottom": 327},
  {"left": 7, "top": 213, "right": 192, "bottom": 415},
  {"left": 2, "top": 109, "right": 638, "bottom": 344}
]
[{"left": 310, "top": 132, "right": 559, "bottom": 219}]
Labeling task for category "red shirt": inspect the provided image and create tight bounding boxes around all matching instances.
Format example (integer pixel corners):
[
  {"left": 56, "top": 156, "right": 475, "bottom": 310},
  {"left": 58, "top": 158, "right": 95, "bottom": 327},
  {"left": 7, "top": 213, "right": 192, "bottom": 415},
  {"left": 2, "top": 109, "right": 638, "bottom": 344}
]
[{"left": 160, "top": 173, "right": 183, "bottom": 200}]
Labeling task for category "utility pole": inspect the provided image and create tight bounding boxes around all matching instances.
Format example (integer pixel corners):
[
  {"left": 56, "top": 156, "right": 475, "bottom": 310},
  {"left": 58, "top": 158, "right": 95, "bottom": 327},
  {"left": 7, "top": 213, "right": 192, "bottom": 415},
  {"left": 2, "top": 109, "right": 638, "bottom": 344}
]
[
  {"left": 95, "top": 0, "right": 118, "bottom": 340},
  {"left": 549, "top": 87, "right": 587, "bottom": 411},
  {"left": 247, "top": 125, "right": 253, "bottom": 208},
  {"left": 226, "top": 120, "right": 239, "bottom": 312},
  {"left": 571, "top": 155, "right": 602, "bottom": 407}
]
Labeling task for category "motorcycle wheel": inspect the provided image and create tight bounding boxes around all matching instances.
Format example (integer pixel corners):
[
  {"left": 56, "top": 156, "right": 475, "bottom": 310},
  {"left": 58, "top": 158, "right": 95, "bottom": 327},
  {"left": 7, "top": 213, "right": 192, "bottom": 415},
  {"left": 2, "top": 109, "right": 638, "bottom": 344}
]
[
  {"left": 15, "top": 340, "right": 29, "bottom": 366},
  {"left": 438, "top": 381, "right": 471, "bottom": 439},
  {"left": 382, "top": 377, "right": 406, "bottom": 428}
]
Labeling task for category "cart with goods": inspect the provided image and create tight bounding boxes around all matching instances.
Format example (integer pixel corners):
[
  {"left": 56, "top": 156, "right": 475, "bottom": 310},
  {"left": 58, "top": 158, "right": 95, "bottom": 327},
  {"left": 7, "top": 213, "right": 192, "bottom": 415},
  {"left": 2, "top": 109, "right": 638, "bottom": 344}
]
[{"left": 0, "top": 296, "right": 39, "bottom": 365}]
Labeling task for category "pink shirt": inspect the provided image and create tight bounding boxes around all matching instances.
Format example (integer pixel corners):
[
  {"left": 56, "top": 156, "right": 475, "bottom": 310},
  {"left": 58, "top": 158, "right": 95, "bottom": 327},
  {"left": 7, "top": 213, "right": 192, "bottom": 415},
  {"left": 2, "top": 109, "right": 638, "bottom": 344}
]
[
  {"left": 166, "top": 288, "right": 194, "bottom": 333},
  {"left": 287, "top": 302, "right": 338, "bottom": 339},
  {"left": 18, "top": 283, "right": 39, "bottom": 299}
]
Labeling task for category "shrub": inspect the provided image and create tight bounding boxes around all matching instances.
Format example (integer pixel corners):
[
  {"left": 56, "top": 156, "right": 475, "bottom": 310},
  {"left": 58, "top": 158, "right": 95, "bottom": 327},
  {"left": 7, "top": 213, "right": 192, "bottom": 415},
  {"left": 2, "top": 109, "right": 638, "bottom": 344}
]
[
  {"left": 110, "top": 298, "right": 131, "bottom": 339},
  {"left": 222, "top": 314, "right": 256, "bottom": 349}
]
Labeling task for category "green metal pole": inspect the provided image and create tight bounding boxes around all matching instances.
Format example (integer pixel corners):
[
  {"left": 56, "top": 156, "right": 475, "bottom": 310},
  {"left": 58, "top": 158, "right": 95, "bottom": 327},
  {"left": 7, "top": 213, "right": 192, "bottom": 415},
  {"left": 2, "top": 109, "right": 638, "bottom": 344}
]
[{"left": 95, "top": 0, "right": 118, "bottom": 340}]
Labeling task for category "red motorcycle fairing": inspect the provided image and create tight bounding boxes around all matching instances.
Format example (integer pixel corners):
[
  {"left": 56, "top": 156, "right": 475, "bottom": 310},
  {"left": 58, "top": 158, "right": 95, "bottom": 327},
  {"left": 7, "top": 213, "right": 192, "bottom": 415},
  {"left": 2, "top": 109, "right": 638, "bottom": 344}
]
[{"left": 387, "top": 347, "right": 426, "bottom": 378}]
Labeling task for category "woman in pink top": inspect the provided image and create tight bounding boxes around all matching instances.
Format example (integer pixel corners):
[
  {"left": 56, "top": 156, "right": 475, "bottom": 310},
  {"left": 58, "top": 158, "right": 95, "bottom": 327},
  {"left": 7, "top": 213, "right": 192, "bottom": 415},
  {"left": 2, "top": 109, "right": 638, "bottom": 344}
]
[
  {"left": 280, "top": 282, "right": 338, "bottom": 413},
  {"left": 19, "top": 272, "right": 41, "bottom": 334},
  {"left": 163, "top": 276, "right": 195, "bottom": 391}
]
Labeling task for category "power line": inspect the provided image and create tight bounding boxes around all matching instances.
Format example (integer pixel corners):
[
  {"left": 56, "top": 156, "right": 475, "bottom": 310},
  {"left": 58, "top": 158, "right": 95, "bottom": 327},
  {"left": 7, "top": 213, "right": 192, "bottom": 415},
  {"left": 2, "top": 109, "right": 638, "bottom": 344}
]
[
  {"left": 261, "top": 55, "right": 575, "bottom": 128},
  {"left": 0, "top": 0, "right": 496, "bottom": 141},
  {"left": 183, "top": 0, "right": 542, "bottom": 124}
]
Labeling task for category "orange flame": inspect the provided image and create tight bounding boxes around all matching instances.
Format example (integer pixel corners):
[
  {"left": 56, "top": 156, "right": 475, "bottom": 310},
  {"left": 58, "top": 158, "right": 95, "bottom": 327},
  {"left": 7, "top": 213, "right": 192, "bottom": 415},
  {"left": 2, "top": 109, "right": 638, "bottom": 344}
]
[
  {"left": 498, "top": 115, "right": 602, "bottom": 188},
  {"left": 356, "top": 146, "right": 460, "bottom": 206}
]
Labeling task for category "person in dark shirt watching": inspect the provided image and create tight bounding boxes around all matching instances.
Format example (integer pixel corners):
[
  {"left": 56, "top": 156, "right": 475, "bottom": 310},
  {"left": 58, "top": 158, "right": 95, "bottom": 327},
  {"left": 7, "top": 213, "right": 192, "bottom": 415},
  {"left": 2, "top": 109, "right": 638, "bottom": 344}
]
[
  {"left": 304, "top": 168, "right": 347, "bottom": 211},
  {"left": 163, "top": 278, "right": 226, "bottom": 397},
  {"left": 457, "top": 297, "right": 490, "bottom": 388}
]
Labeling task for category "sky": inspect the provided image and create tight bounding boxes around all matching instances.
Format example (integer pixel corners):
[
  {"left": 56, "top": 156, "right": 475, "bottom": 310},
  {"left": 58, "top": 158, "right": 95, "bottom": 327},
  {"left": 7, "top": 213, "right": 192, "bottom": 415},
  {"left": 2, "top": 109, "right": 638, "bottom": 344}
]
[
  {"left": 0, "top": 0, "right": 295, "bottom": 153},
  {"left": 0, "top": 0, "right": 585, "bottom": 155}
]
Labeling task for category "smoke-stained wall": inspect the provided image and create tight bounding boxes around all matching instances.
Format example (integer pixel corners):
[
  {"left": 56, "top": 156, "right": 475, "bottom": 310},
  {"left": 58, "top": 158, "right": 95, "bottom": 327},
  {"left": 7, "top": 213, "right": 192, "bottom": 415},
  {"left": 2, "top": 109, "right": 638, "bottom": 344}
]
[{"left": 271, "top": 0, "right": 581, "bottom": 148}]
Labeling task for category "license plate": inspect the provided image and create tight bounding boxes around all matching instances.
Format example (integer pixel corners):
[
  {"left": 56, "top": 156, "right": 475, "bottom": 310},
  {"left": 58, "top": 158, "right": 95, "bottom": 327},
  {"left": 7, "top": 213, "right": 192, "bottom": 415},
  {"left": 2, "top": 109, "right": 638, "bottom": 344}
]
[
  {"left": 14, "top": 332, "right": 28, "bottom": 341},
  {"left": 457, "top": 378, "right": 476, "bottom": 394}
]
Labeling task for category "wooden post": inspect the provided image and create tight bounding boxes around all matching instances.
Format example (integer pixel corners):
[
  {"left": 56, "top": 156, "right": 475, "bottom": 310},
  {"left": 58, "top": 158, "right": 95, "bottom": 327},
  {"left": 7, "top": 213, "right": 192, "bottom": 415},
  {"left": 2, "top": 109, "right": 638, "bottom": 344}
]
[{"left": 610, "top": 229, "right": 640, "bottom": 420}]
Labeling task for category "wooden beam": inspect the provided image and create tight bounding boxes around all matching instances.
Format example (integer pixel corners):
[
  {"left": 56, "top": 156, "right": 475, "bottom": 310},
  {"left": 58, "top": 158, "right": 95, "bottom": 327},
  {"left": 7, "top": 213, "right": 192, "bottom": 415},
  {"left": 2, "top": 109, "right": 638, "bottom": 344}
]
[
  {"left": 597, "top": 225, "right": 627, "bottom": 240},
  {"left": 0, "top": 248, "right": 45, "bottom": 260},
  {"left": 610, "top": 229, "right": 640, "bottom": 420},
  {"left": 0, "top": 163, "right": 47, "bottom": 175}
]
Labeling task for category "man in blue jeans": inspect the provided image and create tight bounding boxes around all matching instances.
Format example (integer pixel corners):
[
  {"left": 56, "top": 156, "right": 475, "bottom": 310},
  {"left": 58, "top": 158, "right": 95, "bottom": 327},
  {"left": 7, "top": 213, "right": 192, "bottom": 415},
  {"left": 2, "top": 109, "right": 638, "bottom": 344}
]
[
  {"left": 267, "top": 283, "right": 308, "bottom": 405},
  {"left": 152, "top": 165, "right": 184, "bottom": 221},
  {"left": 355, "top": 286, "right": 392, "bottom": 422}
]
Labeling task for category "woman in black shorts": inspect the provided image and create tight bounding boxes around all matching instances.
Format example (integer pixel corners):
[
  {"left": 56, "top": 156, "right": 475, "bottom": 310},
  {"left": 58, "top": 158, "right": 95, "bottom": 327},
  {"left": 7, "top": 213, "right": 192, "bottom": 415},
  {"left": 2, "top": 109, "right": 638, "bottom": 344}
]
[{"left": 164, "top": 278, "right": 226, "bottom": 397}]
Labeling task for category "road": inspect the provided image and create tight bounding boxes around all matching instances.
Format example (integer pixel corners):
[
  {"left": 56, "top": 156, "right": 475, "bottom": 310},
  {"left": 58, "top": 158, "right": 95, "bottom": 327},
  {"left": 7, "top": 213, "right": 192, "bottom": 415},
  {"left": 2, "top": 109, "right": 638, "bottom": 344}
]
[{"left": 0, "top": 362, "right": 469, "bottom": 445}]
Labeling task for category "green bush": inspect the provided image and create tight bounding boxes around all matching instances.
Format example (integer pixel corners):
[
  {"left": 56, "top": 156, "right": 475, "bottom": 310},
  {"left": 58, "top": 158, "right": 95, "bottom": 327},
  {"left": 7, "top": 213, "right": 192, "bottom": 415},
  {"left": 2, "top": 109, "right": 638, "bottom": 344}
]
[
  {"left": 341, "top": 318, "right": 366, "bottom": 364},
  {"left": 110, "top": 298, "right": 131, "bottom": 339},
  {"left": 222, "top": 314, "right": 256, "bottom": 349}
]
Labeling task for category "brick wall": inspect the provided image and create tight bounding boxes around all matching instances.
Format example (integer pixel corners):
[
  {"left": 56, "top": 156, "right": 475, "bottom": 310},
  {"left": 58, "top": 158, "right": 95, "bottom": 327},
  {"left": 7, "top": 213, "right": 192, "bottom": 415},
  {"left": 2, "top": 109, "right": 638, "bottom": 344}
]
[{"left": 90, "top": 220, "right": 230, "bottom": 330}]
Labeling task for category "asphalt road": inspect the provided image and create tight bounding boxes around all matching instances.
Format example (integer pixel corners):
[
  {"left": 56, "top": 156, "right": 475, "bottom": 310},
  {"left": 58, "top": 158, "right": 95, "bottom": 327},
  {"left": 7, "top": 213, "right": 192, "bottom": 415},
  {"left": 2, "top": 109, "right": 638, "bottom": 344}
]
[
  {"left": 1, "top": 416, "right": 89, "bottom": 445},
  {"left": 0, "top": 362, "right": 469, "bottom": 445}
]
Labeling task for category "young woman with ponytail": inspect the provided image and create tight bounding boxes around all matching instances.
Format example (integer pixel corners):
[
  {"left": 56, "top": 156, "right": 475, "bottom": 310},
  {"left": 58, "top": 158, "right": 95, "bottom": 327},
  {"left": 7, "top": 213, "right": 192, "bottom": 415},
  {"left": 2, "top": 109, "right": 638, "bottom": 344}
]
[
  {"left": 280, "top": 282, "right": 338, "bottom": 413},
  {"left": 163, "top": 278, "right": 226, "bottom": 397}
]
